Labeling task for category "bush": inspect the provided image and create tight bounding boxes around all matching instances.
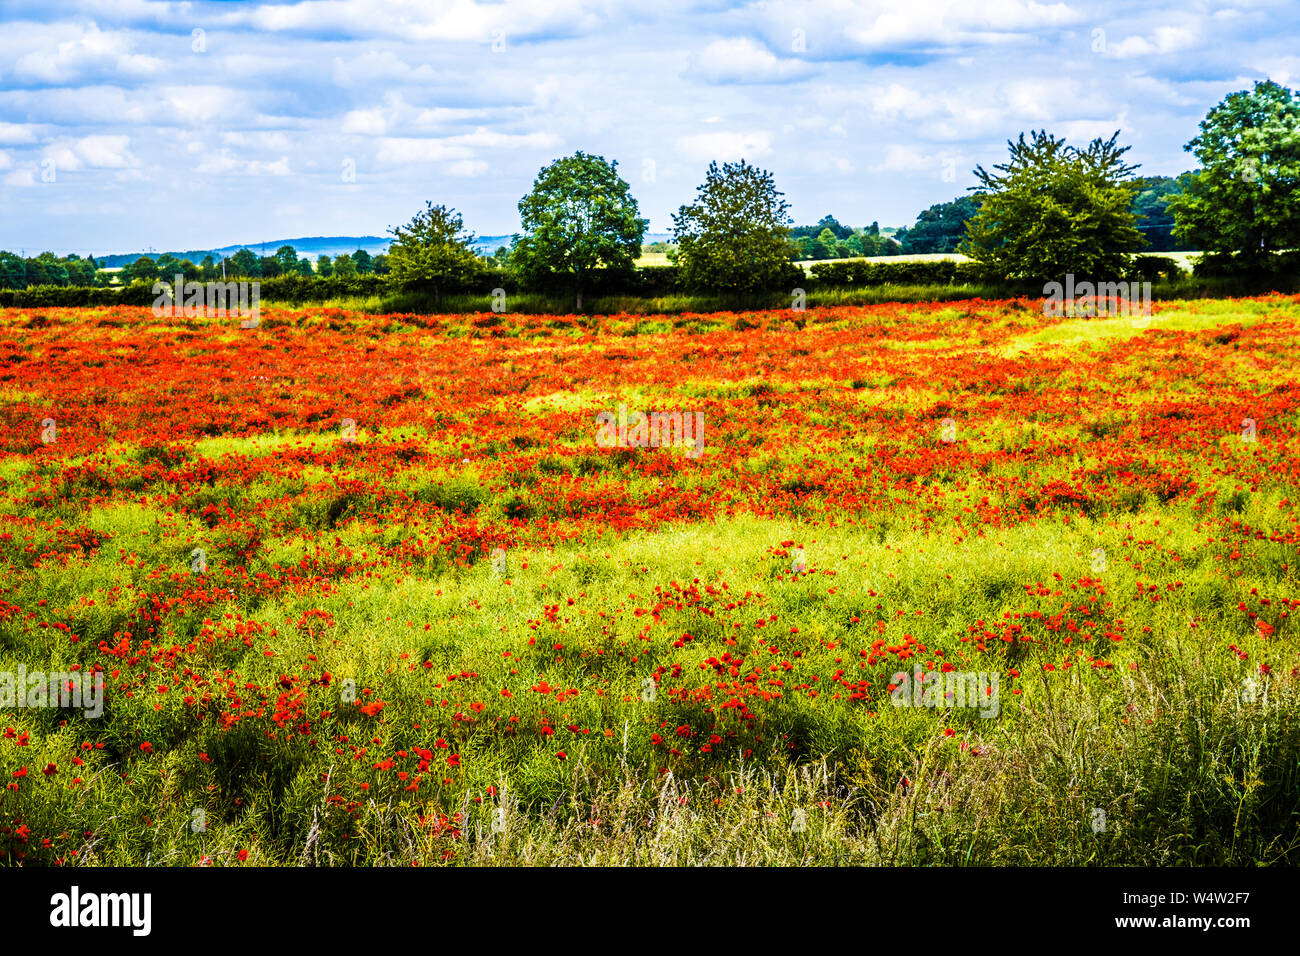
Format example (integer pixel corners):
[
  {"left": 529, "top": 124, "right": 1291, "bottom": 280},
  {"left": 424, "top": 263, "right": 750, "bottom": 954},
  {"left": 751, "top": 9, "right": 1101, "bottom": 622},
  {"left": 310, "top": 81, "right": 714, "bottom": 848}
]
[
  {"left": 1128, "top": 255, "right": 1185, "bottom": 283},
  {"left": 807, "top": 259, "right": 982, "bottom": 287},
  {"left": 1192, "top": 250, "right": 1300, "bottom": 279}
]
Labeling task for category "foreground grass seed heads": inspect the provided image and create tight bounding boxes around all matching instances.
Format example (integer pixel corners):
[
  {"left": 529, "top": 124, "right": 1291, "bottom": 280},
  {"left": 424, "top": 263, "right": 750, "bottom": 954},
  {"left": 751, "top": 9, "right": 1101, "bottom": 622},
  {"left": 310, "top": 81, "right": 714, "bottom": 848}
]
[{"left": 0, "top": 297, "right": 1298, "bottom": 866}]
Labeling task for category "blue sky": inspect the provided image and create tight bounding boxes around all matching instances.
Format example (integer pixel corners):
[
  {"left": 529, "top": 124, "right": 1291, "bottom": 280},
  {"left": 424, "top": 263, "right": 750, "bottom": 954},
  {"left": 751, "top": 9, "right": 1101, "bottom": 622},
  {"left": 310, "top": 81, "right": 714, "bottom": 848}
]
[{"left": 0, "top": 0, "right": 1295, "bottom": 256}]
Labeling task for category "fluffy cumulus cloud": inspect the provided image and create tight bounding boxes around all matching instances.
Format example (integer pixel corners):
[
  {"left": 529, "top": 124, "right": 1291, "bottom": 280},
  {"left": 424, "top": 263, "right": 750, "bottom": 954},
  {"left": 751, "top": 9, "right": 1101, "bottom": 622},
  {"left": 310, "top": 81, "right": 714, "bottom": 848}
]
[
  {"left": 0, "top": 0, "right": 1294, "bottom": 254},
  {"left": 688, "top": 37, "right": 819, "bottom": 84},
  {"left": 43, "top": 133, "right": 138, "bottom": 171}
]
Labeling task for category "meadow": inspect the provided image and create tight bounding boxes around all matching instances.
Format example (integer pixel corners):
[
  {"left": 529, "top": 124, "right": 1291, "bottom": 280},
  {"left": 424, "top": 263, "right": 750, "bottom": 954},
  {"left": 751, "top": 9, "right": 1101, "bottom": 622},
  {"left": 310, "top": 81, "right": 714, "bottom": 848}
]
[{"left": 0, "top": 296, "right": 1297, "bottom": 866}]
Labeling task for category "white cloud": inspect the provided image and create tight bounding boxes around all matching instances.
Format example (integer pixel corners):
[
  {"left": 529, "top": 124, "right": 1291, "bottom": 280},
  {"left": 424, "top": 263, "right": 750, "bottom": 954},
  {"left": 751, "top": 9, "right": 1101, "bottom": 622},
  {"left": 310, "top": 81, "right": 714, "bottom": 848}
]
[
  {"left": 1105, "top": 25, "right": 1199, "bottom": 59},
  {"left": 857, "top": 83, "right": 944, "bottom": 121},
  {"left": 688, "top": 37, "right": 816, "bottom": 84},
  {"left": 841, "top": 0, "right": 1080, "bottom": 51},
  {"left": 0, "top": 122, "right": 39, "bottom": 144},
  {"left": 871, "top": 144, "right": 948, "bottom": 173},
  {"left": 196, "top": 149, "right": 291, "bottom": 176},
  {"left": 223, "top": 0, "right": 611, "bottom": 44},
  {"left": 451, "top": 128, "right": 562, "bottom": 150},
  {"left": 222, "top": 131, "right": 293, "bottom": 151},
  {"left": 74, "top": 134, "right": 137, "bottom": 167},
  {"left": 375, "top": 138, "right": 473, "bottom": 164},
  {"left": 447, "top": 159, "right": 489, "bottom": 176},
  {"left": 341, "top": 108, "right": 388, "bottom": 136},
  {"left": 677, "top": 130, "right": 772, "bottom": 162},
  {"left": 254, "top": 156, "right": 292, "bottom": 176},
  {"left": 2, "top": 167, "right": 38, "bottom": 187},
  {"left": 374, "top": 128, "right": 561, "bottom": 165},
  {"left": 41, "top": 134, "right": 137, "bottom": 171},
  {"left": 12, "top": 21, "right": 162, "bottom": 83},
  {"left": 330, "top": 51, "right": 445, "bottom": 87}
]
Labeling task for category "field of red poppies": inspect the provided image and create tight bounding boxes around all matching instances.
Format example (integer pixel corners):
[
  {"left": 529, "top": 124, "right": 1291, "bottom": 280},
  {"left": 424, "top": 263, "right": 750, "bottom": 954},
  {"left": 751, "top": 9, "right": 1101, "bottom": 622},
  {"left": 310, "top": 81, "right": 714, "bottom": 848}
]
[{"left": 1, "top": 297, "right": 1298, "bottom": 866}]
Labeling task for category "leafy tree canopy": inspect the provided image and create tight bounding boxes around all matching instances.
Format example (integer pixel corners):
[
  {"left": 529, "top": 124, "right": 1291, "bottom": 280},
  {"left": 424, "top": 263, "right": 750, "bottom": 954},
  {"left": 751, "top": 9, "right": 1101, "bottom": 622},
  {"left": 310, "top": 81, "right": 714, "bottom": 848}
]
[
  {"left": 671, "top": 159, "right": 800, "bottom": 296},
  {"left": 387, "top": 202, "right": 485, "bottom": 299},
  {"left": 959, "top": 130, "right": 1145, "bottom": 280},
  {"left": 511, "top": 151, "right": 646, "bottom": 309},
  {"left": 1167, "top": 79, "right": 1300, "bottom": 258}
]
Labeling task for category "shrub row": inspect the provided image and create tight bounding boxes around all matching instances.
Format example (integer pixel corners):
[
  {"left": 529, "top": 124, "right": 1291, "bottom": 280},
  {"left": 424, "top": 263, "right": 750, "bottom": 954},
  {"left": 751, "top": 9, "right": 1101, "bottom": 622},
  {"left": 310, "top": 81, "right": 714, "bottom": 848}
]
[
  {"left": 5, "top": 254, "right": 1297, "bottom": 310},
  {"left": 1191, "top": 250, "right": 1300, "bottom": 279},
  {"left": 807, "top": 258, "right": 983, "bottom": 286},
  {"left": 807, "top": 255, "right": 1187, "bottom": 287}
]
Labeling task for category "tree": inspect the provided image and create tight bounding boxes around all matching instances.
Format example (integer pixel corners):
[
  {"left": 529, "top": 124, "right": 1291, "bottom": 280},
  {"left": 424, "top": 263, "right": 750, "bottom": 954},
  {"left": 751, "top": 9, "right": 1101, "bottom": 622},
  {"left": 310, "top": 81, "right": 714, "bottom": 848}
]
[
  {"left": 511, "top": 152, "right": 645, "bottom": 310},
  {"left": 671, "top": 159, "right": 799, "bottom": 297},
  {"left": 959, "top": 130, "right": 1145, "bottom": 280},
  {"left": 64, "top": 255, "right": 98, "bottom": 286},
  {"left": 230, "top": 248, "right": 261, "bottom": 277},
  {"left": 315, "top": 254, "right": 333, "bottom": 278},
  {"left": 352, "top": 249, "right": 374, "bottom": 274},
  {"left": 333, "top": 252, "right": 357, "bottom": 278},
  {"left": 200, "top": 255, "right": 218, "bottom": 280},
  {"left": 123, "top": 256, "right": 158, "bottom": 283},
  {"left": 815, "top": 227, "right": 840, "bottom": 259},
  {"left": 1167, "top": 80, "right": 1300, "bottom": 259},
  {"left": 0, "top": 251, "right": 26, "bottom": 289},
  {"left": 897, "top": 196, "right": 981, "bottom": 254},
  {"left": 274, "top": 245, "right": 299, "bottom": 275},
  {"left": 295, "top": 257, "right": 314, "bottom": 276},
  {"left": 386, "top": 202, "right": 484, "bottom": 302}
]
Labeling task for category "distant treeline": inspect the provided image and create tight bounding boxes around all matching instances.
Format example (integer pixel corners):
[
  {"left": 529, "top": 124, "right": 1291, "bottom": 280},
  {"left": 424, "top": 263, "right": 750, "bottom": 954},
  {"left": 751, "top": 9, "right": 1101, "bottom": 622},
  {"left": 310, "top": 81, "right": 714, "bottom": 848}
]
[
  {"left": 0, "top": 245, "right": 388, "bottom": 291},
  {"left": 10, "top": 252, "right": 1289, "bottom": 310}
]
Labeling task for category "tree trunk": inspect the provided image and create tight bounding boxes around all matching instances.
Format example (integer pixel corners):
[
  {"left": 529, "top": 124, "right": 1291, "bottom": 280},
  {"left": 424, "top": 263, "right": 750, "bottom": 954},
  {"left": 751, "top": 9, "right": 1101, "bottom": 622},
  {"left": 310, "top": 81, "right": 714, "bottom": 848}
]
[{"left": 575, "top": 288, "right": 583, "bottom": 312}]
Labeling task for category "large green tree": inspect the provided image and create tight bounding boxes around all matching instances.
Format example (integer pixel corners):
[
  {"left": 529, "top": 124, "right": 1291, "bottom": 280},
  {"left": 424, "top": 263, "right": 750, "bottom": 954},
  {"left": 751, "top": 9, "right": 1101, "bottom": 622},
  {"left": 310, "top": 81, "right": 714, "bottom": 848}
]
[
  {"left": 671, "top": 159, "right": 799, "bottom": 297},
  {"left": 959, "top": 130, "right": 1145, "bottom": 281},
  {"left": 386, "top": 202, "right": 484, "bottom": 302},
  {"left": 1167, "top": 80, "right": 1300, "bottom": 259},
  {"left": 511, "top": 152, "right": 645, "bottom": 310}
]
